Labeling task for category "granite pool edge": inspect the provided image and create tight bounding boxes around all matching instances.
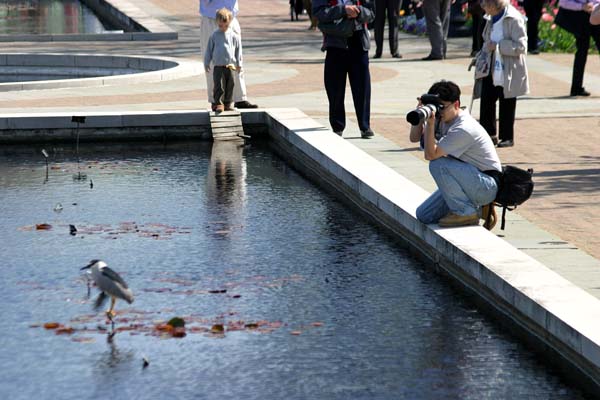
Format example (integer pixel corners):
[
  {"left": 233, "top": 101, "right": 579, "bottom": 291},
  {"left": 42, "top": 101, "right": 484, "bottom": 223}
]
[{"left": 1, "top": 108, "right": 599, "bottom": 393}]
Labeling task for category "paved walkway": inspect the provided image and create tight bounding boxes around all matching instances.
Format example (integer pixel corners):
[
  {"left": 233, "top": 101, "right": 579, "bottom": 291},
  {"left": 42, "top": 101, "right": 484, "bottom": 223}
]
[{"left": 2, "top": 0, "right": 599, "bottom": 286}]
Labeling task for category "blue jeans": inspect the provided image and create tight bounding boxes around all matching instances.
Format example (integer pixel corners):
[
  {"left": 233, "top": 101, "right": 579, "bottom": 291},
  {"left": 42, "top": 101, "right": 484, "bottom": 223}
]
[{"left": 416, "top": 157, "right": 498, "bottom": 224}]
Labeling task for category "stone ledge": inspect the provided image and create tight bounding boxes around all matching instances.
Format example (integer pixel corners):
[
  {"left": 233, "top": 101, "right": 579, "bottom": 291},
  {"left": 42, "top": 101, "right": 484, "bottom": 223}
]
[{"left": 1, "top": 108, "right": 599, "bottom": 392}]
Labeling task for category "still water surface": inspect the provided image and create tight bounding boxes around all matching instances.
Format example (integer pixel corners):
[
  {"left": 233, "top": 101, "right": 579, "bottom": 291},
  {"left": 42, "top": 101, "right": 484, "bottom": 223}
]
[
  {"left": 0, "top": 142, "right": 589, "bottom": 399},
  {"left": 0, "top": 0, "right": 118, "bottom": 34}
]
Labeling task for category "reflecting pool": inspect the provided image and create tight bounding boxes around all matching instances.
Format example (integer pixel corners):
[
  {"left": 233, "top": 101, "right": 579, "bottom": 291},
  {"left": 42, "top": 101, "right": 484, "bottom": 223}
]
[
  {"left": 0, "top": 0, "right": 118, "bottom": 35},
  {"left": 0, "top": 141, "right": 590, "bottom": 399}
]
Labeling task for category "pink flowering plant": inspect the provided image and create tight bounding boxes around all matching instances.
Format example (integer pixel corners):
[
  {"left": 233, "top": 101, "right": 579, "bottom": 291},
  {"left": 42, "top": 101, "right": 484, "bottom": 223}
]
[{"left": 536, "top": 0, "right": 578, "bottom": 52}]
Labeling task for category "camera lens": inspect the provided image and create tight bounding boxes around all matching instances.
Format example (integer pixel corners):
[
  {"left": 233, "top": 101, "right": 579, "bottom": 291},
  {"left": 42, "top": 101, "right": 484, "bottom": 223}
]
[{"left": 406, "top": 104, "right": 435, "bottom": 126}]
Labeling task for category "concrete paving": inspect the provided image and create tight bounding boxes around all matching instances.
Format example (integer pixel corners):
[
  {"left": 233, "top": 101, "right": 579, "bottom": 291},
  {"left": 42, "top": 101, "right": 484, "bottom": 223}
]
[{"left": 0, "top": 0, "right": 598, "bottom": 296}]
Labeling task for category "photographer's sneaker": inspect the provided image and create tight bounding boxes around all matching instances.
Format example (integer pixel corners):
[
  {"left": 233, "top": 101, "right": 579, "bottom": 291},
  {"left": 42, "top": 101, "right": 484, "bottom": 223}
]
[
  {"left": 361, "top": 129, "right": 374, "bottom": 139},
  {"left": 438, "top": 212, "right": 479, "bottom": 227}
]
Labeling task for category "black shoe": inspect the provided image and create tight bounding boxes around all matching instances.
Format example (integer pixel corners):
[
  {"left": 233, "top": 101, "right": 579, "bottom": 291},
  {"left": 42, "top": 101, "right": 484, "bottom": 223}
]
[
  {"left": 334, "top": 131, "right": 343, "bottom": 137},
  {"left": 392, "top": 53, "right": 402, "bottom": 59},
  {"left": 570, "top": 88, "right": 591, "bottom": 97},
  {"left": 234, "top": 100, "right": 259, "bottom": 109},
  {"left": 497, "top": 139, "right": 514, "bottom": 148},
  {"left": 421, "top": 54, "right": 443, "bottom": 61},
  {"left": 373, "top": 53, "right": 382, "bottom": 59},
  {"left": 360, "top": 129, "right": 374, "bottom": 139},
  {"left": 529, "top": 48, "right": 540, "bottom": 55}
]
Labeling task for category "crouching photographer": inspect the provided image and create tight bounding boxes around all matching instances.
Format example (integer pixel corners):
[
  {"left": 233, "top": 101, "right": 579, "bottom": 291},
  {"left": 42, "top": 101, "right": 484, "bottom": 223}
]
[{"left": 408, "top": 80, "right": 502, "bottom": 228}]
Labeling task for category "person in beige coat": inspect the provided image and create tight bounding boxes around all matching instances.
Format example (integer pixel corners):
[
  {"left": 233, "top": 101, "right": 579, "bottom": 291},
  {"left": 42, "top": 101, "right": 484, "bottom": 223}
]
[{"left": 478, "top": 0, "right": 529, "bottom": 147}]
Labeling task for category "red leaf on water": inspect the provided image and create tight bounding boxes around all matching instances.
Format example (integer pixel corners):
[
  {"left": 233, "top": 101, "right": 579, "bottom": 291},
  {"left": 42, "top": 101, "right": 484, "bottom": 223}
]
[
  {"left": 311, "top": 322, "right": 324, "bottom": 327},
  {"left": 44, "top": 322, "right": 61, "bottom": 329},
  {"left": 36, "top": 224, "right": 52, "bottom": 230},
  {"left": 171, "top": 327, "right": 186, "bottom": 338},
  {"left": 55, "top": 326, "right": 75, "bottom": 335}
]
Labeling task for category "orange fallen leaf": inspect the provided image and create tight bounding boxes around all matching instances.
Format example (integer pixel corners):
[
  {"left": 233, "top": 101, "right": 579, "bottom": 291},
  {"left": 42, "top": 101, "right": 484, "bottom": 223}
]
[
  {"left": 290, "top": 331, "right": 302, "bottom": 336},
  {"left": 55, "top": 326, "right": 75, "bottom": 335},
  {"left": 155, "top": 324, "right": 173, "bottom": 332},
  {"left": 43, "top": 322, "right": 60, "bottom": 329},
  {"left": 210, "top": 324, "right": 224, "bottom": 333},
  {"left": 36, "top": 224, "right": 52, "bottom": 230},
  {"left": 311, "top": 322, "right": 324, "bottom": 327}
]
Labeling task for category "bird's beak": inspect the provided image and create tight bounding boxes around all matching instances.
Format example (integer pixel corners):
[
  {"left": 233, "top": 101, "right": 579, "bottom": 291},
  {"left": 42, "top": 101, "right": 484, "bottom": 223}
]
[{"left": 80, "top": 261, "right": 94, "bottom": 270}]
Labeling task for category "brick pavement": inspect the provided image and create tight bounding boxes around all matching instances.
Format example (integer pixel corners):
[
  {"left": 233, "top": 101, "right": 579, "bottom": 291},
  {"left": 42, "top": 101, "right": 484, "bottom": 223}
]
[{"left": 0, "top": 0, "right": 598, "bottom": 258}]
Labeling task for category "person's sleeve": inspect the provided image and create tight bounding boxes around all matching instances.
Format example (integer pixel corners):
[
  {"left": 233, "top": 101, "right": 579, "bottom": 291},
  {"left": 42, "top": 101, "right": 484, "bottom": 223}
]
[
  {"left": 357, "top": 1, "right": 375, "bottom": 24},
  {"left": 313, "top": 0, "right": 347, "bottom": 22},
  {"left": 437, "top": 128, "right": 472, "bottom": 157},
  {"left": 204, "top": 35, "right": 214, "bottom": 68},
  {"left": 558, "top": 0, "right": 587, "bottom": 11},
  {"left": 499, "top": 16, "right": 527, "bottom": 56}
]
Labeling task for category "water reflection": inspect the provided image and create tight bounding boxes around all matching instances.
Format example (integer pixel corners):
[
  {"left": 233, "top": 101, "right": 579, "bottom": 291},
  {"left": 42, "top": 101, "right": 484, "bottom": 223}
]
[
  {"left": 0, "top": 0, "right": 118, "bottom": 35},
  {"left": 205, "top": 141, "right": 247, "bottom": 240}
]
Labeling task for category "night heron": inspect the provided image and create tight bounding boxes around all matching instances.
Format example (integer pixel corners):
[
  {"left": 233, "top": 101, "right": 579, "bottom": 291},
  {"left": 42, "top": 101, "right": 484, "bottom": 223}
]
[{"left": 81, "top": 260, "right": 134, "bottom": 321}]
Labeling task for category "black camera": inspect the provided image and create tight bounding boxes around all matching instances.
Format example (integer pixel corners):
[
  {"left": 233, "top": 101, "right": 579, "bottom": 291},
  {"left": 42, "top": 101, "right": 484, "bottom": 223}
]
[{"left": 406, "top": 93, "right": 443, "bottom": 126}]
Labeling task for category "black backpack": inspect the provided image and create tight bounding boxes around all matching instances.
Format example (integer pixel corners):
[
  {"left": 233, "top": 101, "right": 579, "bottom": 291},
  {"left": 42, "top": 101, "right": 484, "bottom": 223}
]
[{"left": 492, "top": 165, "right": 534, "bottom": 230}]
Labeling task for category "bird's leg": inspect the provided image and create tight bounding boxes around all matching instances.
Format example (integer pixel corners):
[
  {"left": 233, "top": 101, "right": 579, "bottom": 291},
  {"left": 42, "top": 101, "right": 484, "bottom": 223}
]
[
  {"left": 106, "top": 297, "right": 117, "bottom": 325},
  {"left": 107, "top": 297, "right": 116, "bottom": 316}
]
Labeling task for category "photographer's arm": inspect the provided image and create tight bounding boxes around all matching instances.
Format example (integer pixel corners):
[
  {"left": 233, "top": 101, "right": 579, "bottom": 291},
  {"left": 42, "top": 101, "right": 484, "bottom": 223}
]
[
  {"left": 409, "top": 123, "right": 423, "bottom": 143},
  {"left": 423, "top": 115, "right": 447, "bottom": 161}
]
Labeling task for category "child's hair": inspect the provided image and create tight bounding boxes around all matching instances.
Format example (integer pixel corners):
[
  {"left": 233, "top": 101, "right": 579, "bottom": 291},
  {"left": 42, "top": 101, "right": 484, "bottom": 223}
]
[{"left": 215, "top": 8, "right": 233, "bottom": 23}]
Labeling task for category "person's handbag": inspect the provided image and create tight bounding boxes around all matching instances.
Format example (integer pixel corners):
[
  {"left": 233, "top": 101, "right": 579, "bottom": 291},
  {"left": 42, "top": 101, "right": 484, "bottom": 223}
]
[
  {"left": 554, "top": 7, "right": 589, "bottom": 37},
  {"left": 471, "top": 49, "right": 491, "bottom": 80},
  {"left": 317, "top": 17, "right": 355, "bottom": 37}
]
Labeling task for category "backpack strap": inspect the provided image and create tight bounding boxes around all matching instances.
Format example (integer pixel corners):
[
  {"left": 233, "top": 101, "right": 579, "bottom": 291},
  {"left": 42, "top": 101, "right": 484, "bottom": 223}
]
[{"left": 500, "top": 206, "right": 507, "bottom": 230}]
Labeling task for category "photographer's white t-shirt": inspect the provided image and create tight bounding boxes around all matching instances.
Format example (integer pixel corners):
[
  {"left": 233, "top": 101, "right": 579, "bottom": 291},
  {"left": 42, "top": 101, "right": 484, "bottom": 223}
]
[{"left": 437, "top": 110, "right": 502, "bottom": 172}]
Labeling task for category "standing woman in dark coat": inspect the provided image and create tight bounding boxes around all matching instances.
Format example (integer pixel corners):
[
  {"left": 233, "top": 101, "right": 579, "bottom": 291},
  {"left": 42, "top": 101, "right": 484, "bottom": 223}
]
[
  {"left": 313, "top": 0, "right": 376, "bottom": 138},
  {"left": 374, "top": 0, "right": 402, "bottom": 58}
]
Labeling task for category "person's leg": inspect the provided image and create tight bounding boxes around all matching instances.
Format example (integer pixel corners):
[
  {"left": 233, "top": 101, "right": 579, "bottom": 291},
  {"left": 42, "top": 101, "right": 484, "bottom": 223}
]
[
  {"left": 416, "top": 189, "right": 450, "bottom": 224},
  {"left": 325, "top": 48, "right": 349, "bottom": 133},
  {"left": 388, "top": 0, "right": 400, "bottom": 56},
  {"left": 429, "top": 157, "right": 498, "bottom": 216},
  {"left": 440, "top": 0, "right": 451, "bottom": 58},
  {"left": 571, "top": 32, "right": 590, "bottom": 94},
  {"left": 423, "top": 0, "right": 444, "bottom": 58},
  {"left": 200, "top": 16, "right": 218, "bottom": 104},
  {"left": 213, "top": 66, "right": 225, "bottom": 106},
  {"left": 348, "top": 43, "right": 371, "bottom": 132},
  {"left": 479, "top": 74, "right": 498, "bottom": 139},
  {"left": 498, "top": 95, "right": 516, "bottom": 142},
  {"left": 223, "top": 69, "right": 234, "bottom": 108},
  {"left": 374, "top": 0, "right": 385, "bottom": 57},
  {"left": 230, "top": 18, "right": 249, "bottom": 103}
]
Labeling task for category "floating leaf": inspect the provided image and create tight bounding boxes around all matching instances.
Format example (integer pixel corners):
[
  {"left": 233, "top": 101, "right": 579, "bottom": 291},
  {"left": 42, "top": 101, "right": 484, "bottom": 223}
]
[
  {"left": 43, "top": 322, "right": 60, "bottom": 329},
  {"left": 72, "top": 337, "right": 95, "bottom": 343},
  {"left": 210, "top": 324, "right": 224, "bottom": 333},
  {"left": 208, "top": 289, "right": 227, "bottom": 294},
  {"left": 290, "top": 331, "right": 302, "bottom": 336},
  {"left": 171, "top": 327, "right": 186, "bottom": 338},
  {"left": 167, "top": 317, "right": 185, "bottom": 328},
  {"left": 55, "top": 326, "right": 75, "bottom": 335},
  {"left": 155, "top": 324, "right": 173, "bottom": 332},
  {"left": 244, "top": 323, "right": 258, "bottom": 329},
  {"left": 311, "top": 322, "right": 324, "bottom": 327},
  {"left": 36, "top": 224, "right": 52, "bottom": 230}
]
